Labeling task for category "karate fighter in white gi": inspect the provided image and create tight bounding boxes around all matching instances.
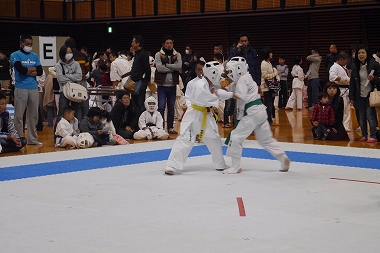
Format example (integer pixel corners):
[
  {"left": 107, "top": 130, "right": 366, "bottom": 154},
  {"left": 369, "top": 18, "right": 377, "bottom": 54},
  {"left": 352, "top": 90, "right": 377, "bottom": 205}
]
[
  {"left": 218, "top": 57, "right": 291, "bottom": 174},
  {"left": 165, "top": 61, "right": 228, "bottom": 175},
  {"left": 133, "top": 96, "right": 169, "bottom": 140}
]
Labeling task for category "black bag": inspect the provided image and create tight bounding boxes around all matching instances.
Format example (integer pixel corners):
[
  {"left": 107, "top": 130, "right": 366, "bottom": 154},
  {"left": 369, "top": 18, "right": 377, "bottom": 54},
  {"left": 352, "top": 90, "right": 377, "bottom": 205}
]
[
  {"left": 265, "top": 79, "right": 281, "bottom": 92},
  {"left": 52, "top": 78, "right": 60, "bottom": 94}
]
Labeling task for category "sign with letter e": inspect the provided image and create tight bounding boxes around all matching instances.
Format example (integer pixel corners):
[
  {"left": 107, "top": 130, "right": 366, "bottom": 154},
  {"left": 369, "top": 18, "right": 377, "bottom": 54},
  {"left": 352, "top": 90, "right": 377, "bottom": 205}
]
[{"left": 39, "top": 36, "right": 56, "bottom": 66}]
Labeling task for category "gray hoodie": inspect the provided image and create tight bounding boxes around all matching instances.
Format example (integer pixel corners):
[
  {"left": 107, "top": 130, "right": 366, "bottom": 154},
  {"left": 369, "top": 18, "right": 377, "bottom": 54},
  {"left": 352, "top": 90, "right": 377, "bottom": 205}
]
[
  {"left": 55, "top": 59, "right": 82, "bottom": 92},
  {"left": 306, "top": 54, "right": 322, "bottom": 80}
]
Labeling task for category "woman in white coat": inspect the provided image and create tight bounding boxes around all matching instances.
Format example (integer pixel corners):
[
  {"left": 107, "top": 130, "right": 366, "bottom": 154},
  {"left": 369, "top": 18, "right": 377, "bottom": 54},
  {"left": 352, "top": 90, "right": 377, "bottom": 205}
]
[{"left": 285, "top": 56, "right": 305, "bottom": 110}]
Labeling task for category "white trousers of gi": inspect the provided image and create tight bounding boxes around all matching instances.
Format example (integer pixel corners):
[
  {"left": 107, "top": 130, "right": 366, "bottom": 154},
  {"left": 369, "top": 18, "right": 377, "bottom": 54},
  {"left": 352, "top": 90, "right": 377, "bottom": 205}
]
[
  {"left": 133, "top": 127, "right": 169, "bottom": 140},
  {"left": 285, "top": 88, "right": 303, "bottom": 110},
  {"left": 340, "top": 87, "right": 351, "bottom": 131},
  {"left": 226, "top": 108, "right": 288, "bottom": 170},
  {"left": 166, "top": 113, "right": 226, "bottom": 171}
]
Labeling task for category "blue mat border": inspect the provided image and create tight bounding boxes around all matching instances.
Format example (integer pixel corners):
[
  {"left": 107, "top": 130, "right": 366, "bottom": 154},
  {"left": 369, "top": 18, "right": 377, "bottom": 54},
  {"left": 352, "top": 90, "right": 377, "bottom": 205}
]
[{"left": 1, "top": 146, "right": 379, "bottom": 181}]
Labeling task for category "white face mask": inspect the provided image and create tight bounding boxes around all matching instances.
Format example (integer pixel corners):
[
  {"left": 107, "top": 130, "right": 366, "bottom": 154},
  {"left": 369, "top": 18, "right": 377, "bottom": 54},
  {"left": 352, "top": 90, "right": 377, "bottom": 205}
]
[
  {"left": 185, "top": 50, "right": 190, "bottom": 55},
  {"left": 65, "top": 53, "right": 73, "bottom": 61},
  {"left": 23, "top": 46, "right": 32, "bottom": 53},
  {"left": 101, "top": 119, "right": 107, "bottom": 124}
]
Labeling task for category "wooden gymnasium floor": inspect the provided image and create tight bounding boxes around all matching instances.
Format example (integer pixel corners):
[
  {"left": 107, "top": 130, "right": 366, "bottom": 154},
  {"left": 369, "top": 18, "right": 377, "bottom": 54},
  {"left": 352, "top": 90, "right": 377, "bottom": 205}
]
[{"left": 1, "top": 105, "right": 379, "bottom": 158}]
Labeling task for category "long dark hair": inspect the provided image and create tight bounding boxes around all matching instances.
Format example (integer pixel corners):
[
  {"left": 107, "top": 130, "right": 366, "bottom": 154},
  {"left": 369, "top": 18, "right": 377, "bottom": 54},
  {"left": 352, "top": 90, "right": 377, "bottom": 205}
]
[
  {"left": 59, "top": 45, "right": 71, "bottom": 62},
  {"left": 323, "top": 82, "right": 341, "bottom": 112},
  {"left": 354, "top": 44, "right": 371, "bottom": 67}
]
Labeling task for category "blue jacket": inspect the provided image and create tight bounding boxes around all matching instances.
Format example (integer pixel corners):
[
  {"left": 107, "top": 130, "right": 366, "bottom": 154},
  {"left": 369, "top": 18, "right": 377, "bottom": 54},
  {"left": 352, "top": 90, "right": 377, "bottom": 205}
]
[{"left": 230, "top": 45, "right": 261, "bottom": 84}]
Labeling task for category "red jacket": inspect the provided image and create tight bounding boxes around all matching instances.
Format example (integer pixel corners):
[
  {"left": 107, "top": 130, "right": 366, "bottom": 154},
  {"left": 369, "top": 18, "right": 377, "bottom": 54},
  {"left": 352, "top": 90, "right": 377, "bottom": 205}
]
[{"left": 310, "top": 102, "right": 335, "bottom": 126}]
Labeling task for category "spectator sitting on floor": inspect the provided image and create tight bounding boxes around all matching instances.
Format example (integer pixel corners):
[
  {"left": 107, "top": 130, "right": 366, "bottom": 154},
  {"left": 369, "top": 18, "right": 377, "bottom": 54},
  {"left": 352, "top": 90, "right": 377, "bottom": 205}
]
[
  {"left": 0, "top": 93, "right": 27, "bottom": 153},
  {"left": 79, "top": 107, "right": 110, "bottom": 146},
  {"left": 110, "top": 90, "right": 141, "bottom": 140}
]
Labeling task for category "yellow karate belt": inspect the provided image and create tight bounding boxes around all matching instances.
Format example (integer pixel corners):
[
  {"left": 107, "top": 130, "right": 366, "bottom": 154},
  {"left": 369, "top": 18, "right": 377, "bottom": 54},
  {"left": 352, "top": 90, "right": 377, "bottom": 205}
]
[{"left": 191, "top": 104, "right": 218, "bottom": 142}]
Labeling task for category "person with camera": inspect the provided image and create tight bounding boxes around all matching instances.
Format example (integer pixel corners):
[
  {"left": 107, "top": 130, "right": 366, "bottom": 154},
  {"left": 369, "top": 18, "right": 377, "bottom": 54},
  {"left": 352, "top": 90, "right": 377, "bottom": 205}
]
[{"left": 229, "top": 32, "right": 261, "bottom": 85}]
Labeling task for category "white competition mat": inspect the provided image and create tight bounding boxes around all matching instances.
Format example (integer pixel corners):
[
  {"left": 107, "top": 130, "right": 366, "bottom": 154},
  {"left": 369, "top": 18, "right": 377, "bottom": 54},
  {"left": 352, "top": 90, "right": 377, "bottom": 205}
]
[{"left": 1, "top": 140, "right": 380, "bottom": 253}]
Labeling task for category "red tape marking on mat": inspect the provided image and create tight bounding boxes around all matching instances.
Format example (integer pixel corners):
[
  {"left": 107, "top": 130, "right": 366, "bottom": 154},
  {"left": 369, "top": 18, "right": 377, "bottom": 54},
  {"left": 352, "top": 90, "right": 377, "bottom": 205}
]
[
  {"left": 330, "top": 178, "right": 380, "bottom": 185},
  {"left": 236, "top": 197, "right": 246, "bottom": 217}
]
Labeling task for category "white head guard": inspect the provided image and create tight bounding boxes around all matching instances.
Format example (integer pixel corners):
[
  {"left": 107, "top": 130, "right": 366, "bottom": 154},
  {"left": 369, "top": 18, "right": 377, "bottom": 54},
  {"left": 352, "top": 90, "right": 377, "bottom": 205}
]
[
  {"left": 226, "top": 56, "right": 248, "bottom": 83},
  {"left": 203, "top": 61, "right": 223, "bottom": 87},
  {"left": 76, "top": 132, "right": 95, "bottom": 149},
  {"left": 144, "top": 96, "right": 158, "bottom": 113},
  {"left": 149, "top": 56, "right": 155, "bottom": 66}
]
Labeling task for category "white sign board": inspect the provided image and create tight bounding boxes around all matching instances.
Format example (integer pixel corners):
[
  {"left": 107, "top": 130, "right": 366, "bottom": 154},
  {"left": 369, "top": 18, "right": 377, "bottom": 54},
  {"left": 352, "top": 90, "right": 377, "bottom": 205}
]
[{"left": 39, "top": 36, "right": 57, "bottom": 66}]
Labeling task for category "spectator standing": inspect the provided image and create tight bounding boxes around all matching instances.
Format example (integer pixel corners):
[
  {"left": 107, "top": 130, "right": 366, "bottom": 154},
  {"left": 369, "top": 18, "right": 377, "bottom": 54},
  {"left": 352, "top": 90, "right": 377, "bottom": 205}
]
[
  {"left": 10, "top": 35, "right": 43, "bottom": 145},
  {"left": 109, "top": 51, "right": 130, "bottom": 89},
  {"left": 154, "top": 34, "right": 182, "bottom": 134},
  {"left": 55, "top": 45, "right": 82, "bottom": 123},
  {"left": 276, "top": 56, "right": 289, "bottom": 108},
  {"left": 65, "top": 38, "right": 90, "bottom": 119},
  {"left": 229, "top": 32, "right": 261, "bottom": 84},
  {"left": 182, "top": 44, "right": 194, "bottom": 89},
  {"left": 324, "top": 44, "right": 338, "bottom": 88},
  {"left": 285, "top": 56, "right": 305, "bottom": 110},
  {"left": 329, "top": 51, "right": 351, "bottom": 131},
  {"left": 305, "top": 47, "right": 322, "bottom": 110},
  {"left": 260, "top": 47, "right": 280, "bottom": 126},
  {"left": 349, "top": 45, "right": 380, "bottom": 143},
  {"left": 0, "top": 50, "right": 12, "bottom": 89},
  {"left": 129, "top": 35, "right": 151, "bottom": 112}
]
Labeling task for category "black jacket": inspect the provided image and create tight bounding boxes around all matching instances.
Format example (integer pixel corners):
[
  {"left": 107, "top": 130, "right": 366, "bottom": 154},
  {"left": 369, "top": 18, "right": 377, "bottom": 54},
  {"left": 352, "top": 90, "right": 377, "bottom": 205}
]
[
  {"left": 349, "top": 57, "right": 380, "bottom": 104},
  {"left": 110, "top": 100, "right": 140, "bottom": 131}
]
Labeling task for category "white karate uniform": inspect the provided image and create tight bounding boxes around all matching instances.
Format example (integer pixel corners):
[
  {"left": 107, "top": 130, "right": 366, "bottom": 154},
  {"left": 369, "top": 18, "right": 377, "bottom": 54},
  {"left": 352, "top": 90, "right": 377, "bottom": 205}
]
[
  {"left": 329, "top": 62, "right": 351, "bottom": 131},
  {"left": 133, "top": 111, "right": 169, "bottom": 140},
  {"left": 225, "top": 72, "right": 289, "bottom": 171},
  {"left": 286, "top": 65, "right": 305, "bottom": 110},
  {"left": 166, "top": 78, "right": 227, "bottom": 171},
  {"left": 55, "top": 117, "right": 79, "bottom": 148}
]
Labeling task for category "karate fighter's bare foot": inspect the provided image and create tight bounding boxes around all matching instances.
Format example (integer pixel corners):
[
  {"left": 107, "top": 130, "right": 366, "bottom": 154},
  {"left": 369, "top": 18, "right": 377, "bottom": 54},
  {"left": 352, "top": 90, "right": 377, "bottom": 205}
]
[
  {"left": 165, "top": 166, "right": 175, "bottom": 175},
  {"left": 279, "top": 157, "right": 290, "bottom": 172},
  {"left": 223, "top": 167, "right": 242, "bottom": 174}
]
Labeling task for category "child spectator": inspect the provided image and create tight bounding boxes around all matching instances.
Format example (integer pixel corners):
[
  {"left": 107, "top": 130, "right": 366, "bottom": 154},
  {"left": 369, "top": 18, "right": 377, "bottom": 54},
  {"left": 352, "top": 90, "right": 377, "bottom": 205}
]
[
  {"left": 100, "top": 110, "right": 117, "bottom": 144},
  {"left": 310, "top": 92, "right": 336, "bottom": 140},
  {"left": 0, "top": 93, "right": 27, "bottom": 153},
  {"left": 285, "top": 56, "right": 305, "bottom": 110},
  {"left": 133, "top": 96, "right": 169, "bottom": 140},
  {"left": 79, "top": 107, "right": 109, "bottom": 146},
  {"left": 55, "top": 105, "right": 79, "bottom": 148}
]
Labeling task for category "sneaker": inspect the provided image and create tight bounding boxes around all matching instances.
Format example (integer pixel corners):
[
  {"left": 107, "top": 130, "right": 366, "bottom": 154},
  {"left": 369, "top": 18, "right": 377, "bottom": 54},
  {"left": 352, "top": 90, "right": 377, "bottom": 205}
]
[
  {"left": 366, "top": 138, "right": 378, "bottom": 143},
  {"left": 355, "top": 126, "right": 361, "bottom": 132},
  {"left": 28, "top": 141, "right": 43, "bottom": 145},
  {"left": 308, "top": 106, "right": 314, "bottom": 111},
  {"left": 279, "top": 157, "right": 291, "bottom": 172},
  {"left": 358, "top": 137, "right": 368, "bottom": 142},
  {"left": 223, "top": 167, "right": 242, "bottom": 174},
  {"left": 320, "top": 135, "right": 327, "bottom": 141},
  {"left": 168, "top": 128, "right": 178, "bottom": 134},
  {"left": 165, "top": 166, "right": 175, "bottom": 175}
]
